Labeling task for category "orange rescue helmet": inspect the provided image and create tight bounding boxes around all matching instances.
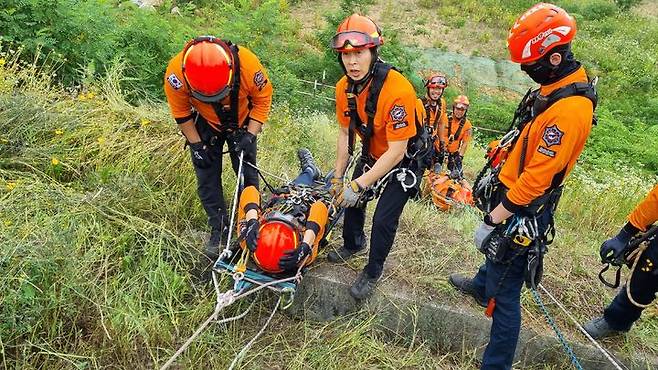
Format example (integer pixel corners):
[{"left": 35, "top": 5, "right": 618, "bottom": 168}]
[
  {"left": 425, "top": 73, "right": 448, "bottom": 89},
  {"left": 453, "top": 95, "right": 470, "bottom": 110},
  {"left": 507, "top": 3, "right": 576, "bottom": 64},
  {"left": 252, "top": 220, "right": 299, "bottom": 274},
  {"left": 181, "top": 36, "right": 234, "bottom": 103},
  {"left": 331, "top": 14, "right": 383, "bottom": 52}
]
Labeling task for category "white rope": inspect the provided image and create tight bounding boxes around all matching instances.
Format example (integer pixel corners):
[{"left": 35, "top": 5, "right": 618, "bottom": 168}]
[
  {"left": 244, "top": 161, "right": 290, "bottom": 183},
  {"left": 217, "top": 151, "right": 245, "bottom": 262},
  {"left": 228, "top": 295, "right": 282, "bottom": 370},
  {"left": 538, "top": 284, "right": 626, "bottom": 370}
]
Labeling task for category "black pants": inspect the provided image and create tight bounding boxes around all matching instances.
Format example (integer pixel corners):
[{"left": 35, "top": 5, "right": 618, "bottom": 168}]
[
  {"left": 604, "top": 237, "right": 658, "bottom": 331},
  {"left": 193, "top": 115, "right": 259, "bottom": 232},
  {"left": 342, "top": 161, "right": 412, "bottom": 278},
  {"left": 447, "top": 152, "right": 462, "bottom": 173}
]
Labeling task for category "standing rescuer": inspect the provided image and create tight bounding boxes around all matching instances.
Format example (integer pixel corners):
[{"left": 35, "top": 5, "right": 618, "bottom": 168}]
[
  {"left": 448, "top": 3, "right": 598, "bottom": 369},
  {"left": 164, "top": 36, "right": 272, "bottom": 258},
  {"left": 442, "top": 95, "right": 473, "bottom": 179},
  {"left": 326, "top": 14, "right": 421, "bottom": 300},
  {"left": 421, "top": 73, "right": 449, "bottom": 169},
  {"left": 584, "top": 184, "right": 658, "bottom": 339}
]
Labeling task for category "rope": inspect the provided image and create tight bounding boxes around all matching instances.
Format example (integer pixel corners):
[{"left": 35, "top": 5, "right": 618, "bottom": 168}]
[
  {"left": 624, "top": 242, "right": 655, "bottom": 309},
  {"left": 530, "top": 288, "right": 584, "bottom": 370},
  {"left": 538, "top": 284, "right": 626, "bottom": 370},
  {"left": 228, "top": 295, "right": 282, "bottom": 370}
]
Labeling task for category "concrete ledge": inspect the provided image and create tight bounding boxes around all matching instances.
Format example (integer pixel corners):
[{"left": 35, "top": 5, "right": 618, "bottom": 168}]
[{"left": 290, "top": 264, "right": 658, "bottom": 370}]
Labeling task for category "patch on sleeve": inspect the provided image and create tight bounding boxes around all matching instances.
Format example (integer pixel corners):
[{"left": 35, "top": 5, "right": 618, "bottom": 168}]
[
  {"left": 389, "top": 104, "right": 408, "bottom": 122},
  {"left": 393, "top": 121, "right": 409, "bottom": 130},
  {"left": 253, "top": 70, "right": 268, "bottom": 91},
  {"left": 167, "top": 73, "right": 183, "bottom": 90},
  {"left": 537, "top": 146, "right": 556, "bottom": 158},
  {"left": 542, "top": 124, "right": 564, "bottom": 147}
]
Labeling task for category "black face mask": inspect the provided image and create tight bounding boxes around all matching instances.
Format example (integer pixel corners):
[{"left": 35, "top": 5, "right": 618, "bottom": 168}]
[{"left": 521, "top": 45, "right": 580, "bottom": 85}]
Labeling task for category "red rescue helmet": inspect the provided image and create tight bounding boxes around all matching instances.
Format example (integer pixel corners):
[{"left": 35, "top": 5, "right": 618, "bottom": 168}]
[
  {"left": 507, "top": 3, "right": 576, "bottom": 64},
  {"left": 425, "top": 73, "right": 448, "bottom": 89},
  {"left": 181, "top": 36, "right": 234, "bottom": 103},
  {"left": 252, "top": 220, "right": 299, "bottom": 274},
  {"left": 331, "top": 14, "right": 383, "bottom": 53}
]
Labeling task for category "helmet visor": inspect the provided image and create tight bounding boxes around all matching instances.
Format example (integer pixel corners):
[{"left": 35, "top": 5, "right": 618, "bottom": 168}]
[{"left": 331, "top": 31, "right": 380, "bottom": 51}]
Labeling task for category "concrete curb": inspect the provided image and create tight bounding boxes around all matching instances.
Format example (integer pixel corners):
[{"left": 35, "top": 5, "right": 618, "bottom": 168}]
[{"left": 289, "top": 264, "right": 658, "bottom": 370}]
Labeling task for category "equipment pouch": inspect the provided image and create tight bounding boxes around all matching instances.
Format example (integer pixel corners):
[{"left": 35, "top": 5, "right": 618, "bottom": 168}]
[{"left": 483, "top": 230, "right": 512, "bottom": 264}]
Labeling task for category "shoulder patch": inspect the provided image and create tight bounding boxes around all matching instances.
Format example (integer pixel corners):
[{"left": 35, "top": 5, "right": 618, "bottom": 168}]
[
  {"left": 542, "top": 124, "right": 564, "bottom": 147},
  {"left": 389, "top": 104, "right": 408, "bottom": 122},
  {"left": 537, "top": 146, "right": 556, "bottom": 158},
  {"left": 167, "top": 73, "right": 183, "bottom": 90},
  {"left": 253, "top": 70, "right": 268, "bottom": 91}
]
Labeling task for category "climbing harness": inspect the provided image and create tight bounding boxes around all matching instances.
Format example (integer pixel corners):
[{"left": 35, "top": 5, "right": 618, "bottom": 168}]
[{"left": 160, "top": 151, "right": 342, "bottom": 369}]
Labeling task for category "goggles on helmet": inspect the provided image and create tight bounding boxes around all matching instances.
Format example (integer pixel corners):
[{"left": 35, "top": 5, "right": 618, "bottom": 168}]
[
  {"left": 181, "top": 36, "right": 234, "bottom": 103},
  {"left": 331, "top": 31, "right": 381, "bottom": 51},
  {"left": 427, "top": 75, "right": 447, "bottom": 88}
]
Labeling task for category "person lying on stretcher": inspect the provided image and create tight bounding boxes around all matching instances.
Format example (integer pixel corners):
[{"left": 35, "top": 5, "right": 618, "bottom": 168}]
[
  {"left": 424, "top": 163, "right": 474, "bottom": 211},
  {"left": 235, "top": 148, "right": 337, "bottom": 273}
]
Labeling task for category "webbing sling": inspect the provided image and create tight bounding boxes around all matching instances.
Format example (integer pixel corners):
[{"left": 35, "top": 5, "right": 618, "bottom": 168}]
[
  {"left": 209, "top": 41, "right": 241, "bottom": 131},
  {"left": 423, "top": 98, "right": 443, "bottom": 134},
  {"left": 346, "top": 62, "right": 394, "bottom": 163},
  {"left": 446, "top": 114, "right": 467, "bottom": 145}
]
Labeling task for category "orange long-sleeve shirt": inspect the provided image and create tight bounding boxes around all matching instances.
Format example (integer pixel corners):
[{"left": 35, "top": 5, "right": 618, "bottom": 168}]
[
  {"left": 164, "top": 45, "right": 273, "bottom": 129},
  {"left": 499, "top": 67, "right": 594, "bottom": 211},
  {"left": 335, "top": 69, "right": 417, "bottom": 160},
  {"left": 629, "top": 184, "right": 658, "bottom": 231}
]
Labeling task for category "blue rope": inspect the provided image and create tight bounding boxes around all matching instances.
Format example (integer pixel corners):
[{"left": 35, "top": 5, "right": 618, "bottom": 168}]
[{"left": 530, "top": 288, "right": 584, "bottom": 370}]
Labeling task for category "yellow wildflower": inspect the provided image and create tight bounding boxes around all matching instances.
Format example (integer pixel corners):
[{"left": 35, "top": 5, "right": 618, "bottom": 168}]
[
  {"left": 6, "top": 181, "right": 16, "bottom": 191},
  {"left": 78, "top": 94, "right": 87, "bottom": 101},
  {"left": 55, "top": 129, "right": 64, "bottom": 135},
  {"left": 86, "top": 92, "right": 96, "bottom": 99},
  {"left": 3, "top": 220, "right": 12, "bottom": 227},
  {"left": 51, "top": 157, "right": 60, "bottom": 166},
  {"left": 97, "top": 137, "right": 106, "bottom": 145},
  {"left": 140, "top": 118, "right": 151, "bottom": 127},
  {"left": 0, "top": 58, "right": 5, "bottom": 67}
]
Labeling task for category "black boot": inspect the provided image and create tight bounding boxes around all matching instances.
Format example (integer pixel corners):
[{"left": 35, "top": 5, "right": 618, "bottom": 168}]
[
  {"left": 583, "top": 316, "right": 626, "bottom": 339},
  {"left": 448, "top": 273, "right": 487, "bottom": 308},
  {"left": 349, "top": 269, "right": 381, "bottom": 300},
  {"left": 327, "top": 245, "right": 365, "bottom": 263},
  {"left": 204, "top": 226, "right": 228, "bottom": 261},
  {"left": 297, "top": 148, "right": 321, "bottom": 180}
]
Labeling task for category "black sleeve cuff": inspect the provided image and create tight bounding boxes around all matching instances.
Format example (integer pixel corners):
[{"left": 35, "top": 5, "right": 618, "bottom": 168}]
[
  {"left": 175, "top": 115, "right": 194, "bottom": 124},
  {"left": 501, "top": 194, "right": 524, "bottom": 214},
  {"left": 246, "top": 117, "right": 265, "bottom": 126},
  {"left": 305, "top": 221, "right": 321, "bottom": 235},
  {"left": 244, "top": 203, "right": 260, "bottom": 212},
  {"left": 622, "top": 221, "right": 641, "bottom": 236}
]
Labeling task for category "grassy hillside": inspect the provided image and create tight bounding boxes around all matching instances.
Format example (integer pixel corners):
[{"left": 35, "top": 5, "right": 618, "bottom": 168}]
[{"left": 1, "top": 0, "right": 657, "bottom": 368}]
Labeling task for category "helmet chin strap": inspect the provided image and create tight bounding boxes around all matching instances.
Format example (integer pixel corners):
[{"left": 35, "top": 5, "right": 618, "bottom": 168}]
[{"left": 339, "top": 48, "right": 380, "bottom": 90}]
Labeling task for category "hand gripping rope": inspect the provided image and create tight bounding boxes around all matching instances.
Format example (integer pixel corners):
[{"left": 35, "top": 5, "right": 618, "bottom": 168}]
[{"left": 160, "top": 151, "right": 307, "bottom": 370}]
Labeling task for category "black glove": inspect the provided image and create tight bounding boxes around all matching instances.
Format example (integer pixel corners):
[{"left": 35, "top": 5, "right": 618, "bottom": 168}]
[
  {"left": 240, "top": 218, "right": 260, "bottom": 252},
  {"left": 189, "top": 142, "right": 214, "bottom": 169},
  {"left": 279, "top": 242, "right": 312, "bottom": 271},
  {"left": 600, "top": 222, "right": 639, "bottom": 264},
  {"left": 233, "top": 130, "right": 256, "bottom": 154}
]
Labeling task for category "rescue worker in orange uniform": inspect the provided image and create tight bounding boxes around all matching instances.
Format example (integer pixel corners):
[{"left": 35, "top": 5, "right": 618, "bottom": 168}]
[
  {"left": 448, "top": 4, "right": 597, "bottom": 369},
  {"left": 440, "top": 95, "right": 473, "bottom": 179},
  {"left": 325, "top": 14, "right": 420, "bottom": 299},
  {"left": 236, "top": 149, "right": 330, "bottom": 273},
  {"left": 584, "top": 184, "right": 658, "bottom": 339},
  {"left": 420, "top": 73, "right": 449, "bottom": 170},
  {"left": 164, "top": 36, "right": 273, "bottom": 257}
]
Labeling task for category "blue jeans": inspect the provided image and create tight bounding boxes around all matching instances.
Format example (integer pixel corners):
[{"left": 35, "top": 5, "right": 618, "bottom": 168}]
[
  {"left": 292, "top": 168, "right": 316, "bottom": 186},
  {"left": 472, "top": 250, "right": 528, "bottom": 370},
  {"left": 604, "top": 237, "right": 658, "bottom": 331}
]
